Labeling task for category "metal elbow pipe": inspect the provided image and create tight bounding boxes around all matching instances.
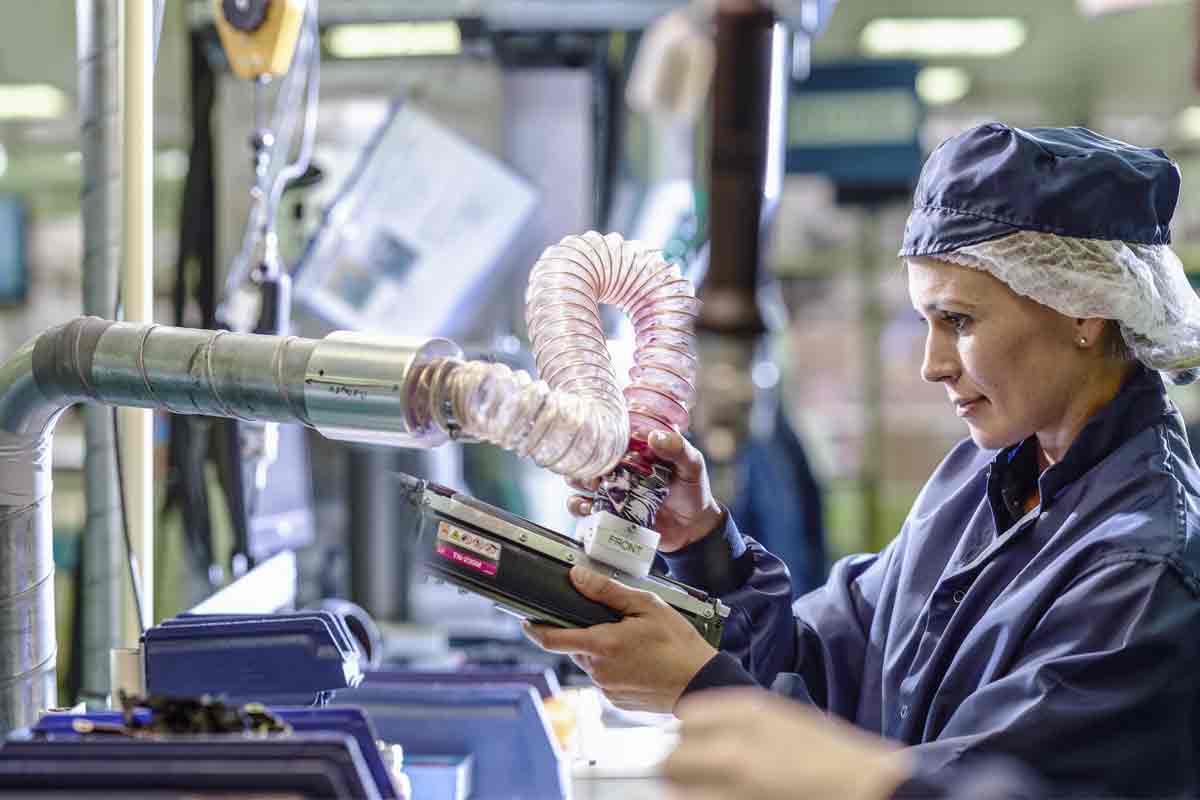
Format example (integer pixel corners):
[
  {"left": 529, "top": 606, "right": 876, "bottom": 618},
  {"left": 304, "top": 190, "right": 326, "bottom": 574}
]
[{"left": 0, "top": 317, "right": 457, "bottom": 733}]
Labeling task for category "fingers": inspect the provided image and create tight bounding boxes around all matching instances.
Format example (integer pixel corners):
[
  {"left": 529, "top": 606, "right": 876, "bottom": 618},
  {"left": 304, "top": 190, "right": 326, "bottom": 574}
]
[
  {"left": 661, "top": 747, "right": 731, "bottom": 786},
  {"left": 663, "top": 691, "right": 764, "bottom": 794},
  {"left": 665, "top": 788, "right": 727, "bottom": 800},
  {"left": 522, "top": 622, "right": 608, "bottom": 656},
  {"left": 570, "top": 566, "right": 658, "bottom": 615},
  {"left": 566, "top": 476, "right": 600, "bottom": 493},
  {"left": 566, "top": 474, "right": 599, "bottom": 518},
  {"left": 647, "top": 430, "right": 706, "bottom": 483},
  {"left": 661, "top": 737, "right": 739, "bottom": 790},
  {"left": 567, "top": 494, "right": 593, "bottom": 517}
]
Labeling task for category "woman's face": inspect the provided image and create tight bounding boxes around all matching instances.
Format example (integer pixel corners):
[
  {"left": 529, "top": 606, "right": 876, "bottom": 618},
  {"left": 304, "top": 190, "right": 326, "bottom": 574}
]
[{"left": 907, "top": 257, "right": 1088, "bottom": 453}]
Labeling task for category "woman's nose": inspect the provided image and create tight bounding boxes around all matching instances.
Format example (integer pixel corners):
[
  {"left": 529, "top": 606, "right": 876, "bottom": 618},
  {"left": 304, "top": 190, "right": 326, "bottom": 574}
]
[{"left": 921, "top": 330, "right": 958, "bottom": 384}]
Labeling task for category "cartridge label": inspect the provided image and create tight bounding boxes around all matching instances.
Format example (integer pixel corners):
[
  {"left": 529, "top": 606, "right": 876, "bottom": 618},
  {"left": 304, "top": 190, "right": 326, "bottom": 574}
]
[
  {"left": 437, "top": 522, "right": 501, "bottom": 560},
  {"left": 436, "top": 522, "right": 500, "bottom": 576}
]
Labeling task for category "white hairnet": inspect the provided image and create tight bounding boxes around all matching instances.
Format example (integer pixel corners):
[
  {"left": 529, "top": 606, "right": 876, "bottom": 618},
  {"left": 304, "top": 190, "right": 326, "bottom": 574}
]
[{"left": 933, "top": 231, "right": 1200, "bottom": 385}]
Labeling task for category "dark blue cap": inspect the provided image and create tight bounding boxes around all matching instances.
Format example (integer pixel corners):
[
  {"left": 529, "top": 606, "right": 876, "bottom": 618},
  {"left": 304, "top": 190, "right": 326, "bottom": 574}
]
[{"left": 899, "top": 123, "right": 1180, "bottom": 257}]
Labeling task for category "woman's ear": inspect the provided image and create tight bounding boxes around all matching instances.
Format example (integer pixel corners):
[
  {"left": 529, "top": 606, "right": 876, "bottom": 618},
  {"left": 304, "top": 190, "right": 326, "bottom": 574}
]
[{"left": 1074, "top": 318, "right": 1109, "bottom": 350}]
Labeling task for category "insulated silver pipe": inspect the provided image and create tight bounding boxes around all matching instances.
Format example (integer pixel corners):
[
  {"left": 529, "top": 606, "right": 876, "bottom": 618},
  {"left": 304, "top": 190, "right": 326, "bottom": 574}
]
[
  {"left": 0, "top": 317, "right": 456, "bottom": 733},
  {"left": 75, "top": 0, "right": 123, "bottom": 704}
]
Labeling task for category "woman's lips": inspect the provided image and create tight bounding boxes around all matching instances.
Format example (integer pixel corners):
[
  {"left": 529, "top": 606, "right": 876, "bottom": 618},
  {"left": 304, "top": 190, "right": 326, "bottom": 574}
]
[{"left": 956, "top": 397, "right": 985, "bottom": 417}]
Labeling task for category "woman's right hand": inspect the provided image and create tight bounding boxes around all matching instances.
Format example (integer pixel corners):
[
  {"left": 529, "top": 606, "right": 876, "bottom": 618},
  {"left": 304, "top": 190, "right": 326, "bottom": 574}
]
[{"left": 566, "top": 430, "right": 724, "bottom": 553}]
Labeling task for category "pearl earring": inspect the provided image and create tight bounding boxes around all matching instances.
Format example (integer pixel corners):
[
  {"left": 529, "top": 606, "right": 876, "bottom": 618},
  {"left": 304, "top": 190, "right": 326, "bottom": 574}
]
[{"left": 1078, "top": 337, "right": 1088, "bottom": 346}]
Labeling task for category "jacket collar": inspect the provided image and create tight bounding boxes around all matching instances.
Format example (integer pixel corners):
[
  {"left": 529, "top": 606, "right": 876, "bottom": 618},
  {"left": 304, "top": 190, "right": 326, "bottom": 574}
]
[{"left": 987, "top": 365, "right": 1174, "bottom": 530}]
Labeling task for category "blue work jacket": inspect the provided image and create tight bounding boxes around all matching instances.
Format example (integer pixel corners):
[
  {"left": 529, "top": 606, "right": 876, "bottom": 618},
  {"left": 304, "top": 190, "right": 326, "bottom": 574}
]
[{"left": 663, "top": 365, "right": 1200, "bottom": 797}]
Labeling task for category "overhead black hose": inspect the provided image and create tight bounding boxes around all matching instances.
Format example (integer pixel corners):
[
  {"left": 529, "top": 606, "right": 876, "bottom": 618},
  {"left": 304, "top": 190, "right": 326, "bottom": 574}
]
[{"left": 164, "top": 27, "right": 221, "bottom": 584}]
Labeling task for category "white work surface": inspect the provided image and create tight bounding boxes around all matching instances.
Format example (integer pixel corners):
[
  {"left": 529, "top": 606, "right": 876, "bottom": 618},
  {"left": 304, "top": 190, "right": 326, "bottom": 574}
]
[
  {"left": 567, "top": 688, "right": 675, "bottom": 800},
  {"left": 573, "top": 776, "right": 670, "bottom": 800}
]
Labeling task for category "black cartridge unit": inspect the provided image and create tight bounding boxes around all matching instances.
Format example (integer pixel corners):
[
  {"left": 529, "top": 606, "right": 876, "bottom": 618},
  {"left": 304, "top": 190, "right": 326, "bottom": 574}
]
[{"left": 396, "top": 474, "right": 729, "bottom": 648}]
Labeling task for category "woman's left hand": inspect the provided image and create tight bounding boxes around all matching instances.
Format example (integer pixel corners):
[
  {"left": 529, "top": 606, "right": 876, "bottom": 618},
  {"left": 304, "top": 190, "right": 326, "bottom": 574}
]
[
  {"left": 663, "top": 688, "right": 912, "bottom": 800},
  {"left": 522, "top": 565, "right": 718, "bottom": 712}
]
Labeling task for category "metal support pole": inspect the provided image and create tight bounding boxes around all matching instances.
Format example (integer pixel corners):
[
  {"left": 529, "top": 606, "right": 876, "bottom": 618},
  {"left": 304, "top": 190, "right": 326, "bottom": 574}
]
[
  {"left": 120, "top": 0, "right": 155, "bottom": 637},
  {"left": 75, "top": 0, "right": 124, "bottom": 705},
  {"left": 348, "top": 447, "right": 404, "bottom": 622}
]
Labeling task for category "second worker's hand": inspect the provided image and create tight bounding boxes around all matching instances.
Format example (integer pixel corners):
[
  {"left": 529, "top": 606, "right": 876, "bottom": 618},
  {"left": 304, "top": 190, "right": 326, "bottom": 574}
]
[
  {"left": 565, "top": 430, "right": 725, "bottom": 553},
  {"left": 663, "top": 688, "right": 912, "bottom": 800}
]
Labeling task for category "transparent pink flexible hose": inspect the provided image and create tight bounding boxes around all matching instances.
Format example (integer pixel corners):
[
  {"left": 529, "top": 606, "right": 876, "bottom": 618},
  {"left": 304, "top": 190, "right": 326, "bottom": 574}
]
[{"left": 407, "top": 232, "right": 699, "bottom": 518}]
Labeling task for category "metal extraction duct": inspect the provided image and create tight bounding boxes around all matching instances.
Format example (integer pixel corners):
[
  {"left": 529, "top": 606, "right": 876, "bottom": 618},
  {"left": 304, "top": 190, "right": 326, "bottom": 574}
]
[{"left": 0, "top": 317, "right": 457, "bottom": 734}]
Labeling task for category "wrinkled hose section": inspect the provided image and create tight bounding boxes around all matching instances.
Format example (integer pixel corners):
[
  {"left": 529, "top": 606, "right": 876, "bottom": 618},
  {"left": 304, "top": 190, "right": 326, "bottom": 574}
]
[
  {"left": 526, "top": 231, "right": 699, "bottom": 441},
  {"left": 407, "top": 357, "right": 629, "bottom": 480},
  {"left": 406, "top": 232, "right": 699, "bottom": 500},
  {"left": 526, "top": 231, "right": 700, "bottom": 526}
]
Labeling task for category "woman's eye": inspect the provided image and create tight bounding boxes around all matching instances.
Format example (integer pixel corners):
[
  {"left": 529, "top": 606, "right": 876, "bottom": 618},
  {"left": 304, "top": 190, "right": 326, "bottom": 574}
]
[{"left": 944, "top": 312, "right": 971, "bottom": 333}]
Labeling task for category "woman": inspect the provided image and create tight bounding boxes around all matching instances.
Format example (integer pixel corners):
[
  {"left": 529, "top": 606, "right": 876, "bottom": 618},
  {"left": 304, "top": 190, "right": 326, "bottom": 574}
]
[{"left": 524, "top": 123, "right": 1200, "bottom": 797}]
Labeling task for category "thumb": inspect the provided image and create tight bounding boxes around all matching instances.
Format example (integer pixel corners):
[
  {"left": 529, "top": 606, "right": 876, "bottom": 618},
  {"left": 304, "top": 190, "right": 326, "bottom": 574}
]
[
  {"left": 647, "top": 430, "right": 705, "bottom": 482},
  {"left": 570, "top": 566, "right": 655, "bottom": 615}
]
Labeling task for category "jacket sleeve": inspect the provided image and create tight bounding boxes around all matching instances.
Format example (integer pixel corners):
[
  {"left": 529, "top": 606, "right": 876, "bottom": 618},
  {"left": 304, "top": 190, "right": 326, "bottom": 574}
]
[
  {"left": 660, "top": 511, "right": 796, "bottom": 687},
  {"left": 780, "top": 541, "right": 896, "bottom": 714},
  {"left": 664, "top": 511, "right": 896, "bottom": 702},
  {"left": 890, "top": 757, "right": 1051, "bottom": 800},
  {"left": 905, "top": 556, "right": 1200, "bottom": 797}
]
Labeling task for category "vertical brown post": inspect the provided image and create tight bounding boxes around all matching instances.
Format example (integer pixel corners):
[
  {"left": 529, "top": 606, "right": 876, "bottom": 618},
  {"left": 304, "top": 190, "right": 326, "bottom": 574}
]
[{"left": 698, "top": 0, "right": 776, "bottom": 337}]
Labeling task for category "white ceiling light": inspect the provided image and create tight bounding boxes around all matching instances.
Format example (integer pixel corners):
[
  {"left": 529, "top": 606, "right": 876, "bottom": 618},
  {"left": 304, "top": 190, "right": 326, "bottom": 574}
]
[
  {"left": 861, "top": 18, "right": 1027, "bottom": 58},
  {"left": 325, "top": 22, "right": 462, "bottom": 59},
  {"left": 0, "top": 84, "right": 68, "bottom": 120},
  {"left": 1174, "top": 107, "right": 1200, "bottom": 140},
  {"left": 1077, "top": 0, "right": 1187, "bottom": 15},
  {"left": 917, "top": 67, "right": 971, "bottom": 106}
]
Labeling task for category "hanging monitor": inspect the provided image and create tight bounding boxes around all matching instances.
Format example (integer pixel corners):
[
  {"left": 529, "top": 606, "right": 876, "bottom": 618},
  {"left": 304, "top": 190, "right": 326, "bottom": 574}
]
[{"left": 293, "top": 101, "right": 537, "bottom": 339}]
